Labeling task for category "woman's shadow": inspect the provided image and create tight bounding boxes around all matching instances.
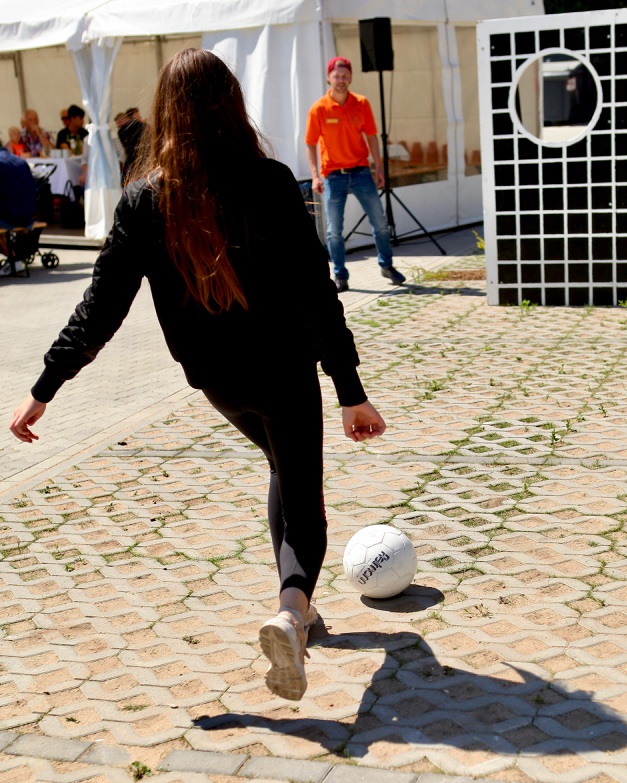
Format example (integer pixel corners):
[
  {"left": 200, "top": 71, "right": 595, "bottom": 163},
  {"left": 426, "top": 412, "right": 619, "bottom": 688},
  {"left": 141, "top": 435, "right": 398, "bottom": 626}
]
[{"left": 194, "top": 586, "right": 627, "bottom": 760}]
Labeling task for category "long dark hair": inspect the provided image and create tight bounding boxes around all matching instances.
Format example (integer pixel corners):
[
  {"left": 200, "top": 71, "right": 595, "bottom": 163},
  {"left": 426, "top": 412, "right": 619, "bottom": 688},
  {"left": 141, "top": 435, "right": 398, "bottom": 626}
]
[{"left": 137, "top": 48, "right": 268, "bottom": 313}]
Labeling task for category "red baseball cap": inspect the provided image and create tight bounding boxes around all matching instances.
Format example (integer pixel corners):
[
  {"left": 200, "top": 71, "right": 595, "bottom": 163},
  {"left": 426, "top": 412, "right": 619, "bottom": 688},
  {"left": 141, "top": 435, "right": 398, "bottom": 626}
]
[{"left": 327, "top": 56, "right": 352, "bottom": 76}]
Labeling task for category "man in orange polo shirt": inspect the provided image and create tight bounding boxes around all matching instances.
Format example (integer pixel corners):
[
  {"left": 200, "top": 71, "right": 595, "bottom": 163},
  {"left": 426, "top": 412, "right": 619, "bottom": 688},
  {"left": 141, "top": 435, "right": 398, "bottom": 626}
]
[{"left": 305, "top": 56, "right": 405, "bottom": 293}]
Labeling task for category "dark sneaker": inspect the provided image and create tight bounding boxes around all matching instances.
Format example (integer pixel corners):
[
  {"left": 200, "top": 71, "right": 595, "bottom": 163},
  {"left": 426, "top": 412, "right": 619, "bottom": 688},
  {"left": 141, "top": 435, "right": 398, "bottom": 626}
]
[
  {"left": 335, "top": 277, "right": 349, "bottom": 292},
  {"left": 381, "top": 266, "right": 406, "bottom": 285}
]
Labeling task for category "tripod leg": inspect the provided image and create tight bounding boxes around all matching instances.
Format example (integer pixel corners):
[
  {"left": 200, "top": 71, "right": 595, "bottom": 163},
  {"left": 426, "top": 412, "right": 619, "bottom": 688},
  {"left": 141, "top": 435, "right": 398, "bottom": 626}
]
[
  {"left": 343, "top": 212, "right": 368, "bottom": 243},
  {"left": 389, "top": 191, "right": 447, "bottom": 255},
  {"left": 371, "top": 63, "right": 445, "bottom": 256}
]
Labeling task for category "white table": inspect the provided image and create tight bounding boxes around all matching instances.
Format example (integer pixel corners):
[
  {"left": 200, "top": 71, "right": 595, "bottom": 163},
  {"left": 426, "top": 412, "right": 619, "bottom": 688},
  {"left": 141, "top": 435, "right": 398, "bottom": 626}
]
[{"left": 27, "top": 157, "right": 83, "bottom": 196}]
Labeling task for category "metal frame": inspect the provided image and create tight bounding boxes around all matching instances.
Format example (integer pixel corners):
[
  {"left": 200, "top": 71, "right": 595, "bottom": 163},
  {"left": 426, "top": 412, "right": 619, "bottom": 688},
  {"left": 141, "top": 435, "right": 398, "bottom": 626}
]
[{"left": 478, "top": 9, "right": 627, "bottom": 306}]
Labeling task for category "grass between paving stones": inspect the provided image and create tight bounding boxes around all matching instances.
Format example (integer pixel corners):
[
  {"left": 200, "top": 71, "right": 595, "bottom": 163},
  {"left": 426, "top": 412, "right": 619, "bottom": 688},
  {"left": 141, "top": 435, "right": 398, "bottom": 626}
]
[
  {"left": 130, "top": 761, "right": 153, "bottom": 780},
  {"left": 340, "top": 288, "right": 627, "bottom": 604},
  {"left": 409, "top": 250, "right": 486, "bottom": 285},
  {"left": 2, "top": 280, "right": 627, "bottom": 774}
]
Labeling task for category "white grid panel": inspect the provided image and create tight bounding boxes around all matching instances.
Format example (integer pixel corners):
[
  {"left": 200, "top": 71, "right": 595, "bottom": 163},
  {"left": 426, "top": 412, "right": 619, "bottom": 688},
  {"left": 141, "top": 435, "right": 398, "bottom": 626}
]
[{"left": 478, "top": 9, "right": 627, "bottom": 306}]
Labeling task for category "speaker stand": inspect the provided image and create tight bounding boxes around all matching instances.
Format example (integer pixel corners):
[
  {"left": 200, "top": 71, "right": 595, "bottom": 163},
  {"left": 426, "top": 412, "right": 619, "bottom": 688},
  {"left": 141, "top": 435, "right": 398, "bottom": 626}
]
[{"left": 344, "top": 69, "right": 446, "bottom": 256}]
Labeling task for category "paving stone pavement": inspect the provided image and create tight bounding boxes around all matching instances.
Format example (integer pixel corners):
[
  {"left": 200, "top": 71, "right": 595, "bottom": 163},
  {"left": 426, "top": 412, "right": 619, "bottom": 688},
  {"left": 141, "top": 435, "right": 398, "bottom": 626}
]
[{"left": 5, "top": 227, "right": 627, "bottom": 783}]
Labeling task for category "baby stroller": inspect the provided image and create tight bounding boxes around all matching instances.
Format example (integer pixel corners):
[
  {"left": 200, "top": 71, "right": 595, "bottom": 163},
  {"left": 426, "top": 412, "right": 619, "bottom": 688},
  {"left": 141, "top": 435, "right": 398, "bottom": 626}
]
[
  {"left": 0, "top": 223, "right": 59, "bottom": 278},
  {"left": 0, "top": 162, "right": 60, "bottom": 278},
  {"left": 30, "top": 161, "right": 56, "bottom": 226}
]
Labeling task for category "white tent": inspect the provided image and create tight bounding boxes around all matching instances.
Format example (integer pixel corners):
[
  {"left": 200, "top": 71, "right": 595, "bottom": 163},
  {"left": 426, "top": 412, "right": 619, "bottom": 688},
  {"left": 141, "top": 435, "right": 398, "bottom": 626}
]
[{"left": 0, "top": 0, "right": 541, "bottom": 241}]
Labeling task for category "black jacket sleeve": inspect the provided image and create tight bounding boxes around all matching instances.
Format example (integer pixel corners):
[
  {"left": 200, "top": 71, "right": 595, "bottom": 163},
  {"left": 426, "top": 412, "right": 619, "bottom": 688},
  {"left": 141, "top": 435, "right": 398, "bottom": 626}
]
[
  {"left": 31, "top": 189, "right": 145, "bottom": 402},
  {"left": 272, "top": 162, "right": 366, "bottom": 407}
]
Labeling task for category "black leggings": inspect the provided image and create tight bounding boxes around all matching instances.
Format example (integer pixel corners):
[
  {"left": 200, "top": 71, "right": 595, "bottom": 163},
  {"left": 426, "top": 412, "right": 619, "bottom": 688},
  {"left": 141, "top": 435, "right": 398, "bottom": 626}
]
[{"left": 202, "top": 363, "right": 327, "bottom": 601}]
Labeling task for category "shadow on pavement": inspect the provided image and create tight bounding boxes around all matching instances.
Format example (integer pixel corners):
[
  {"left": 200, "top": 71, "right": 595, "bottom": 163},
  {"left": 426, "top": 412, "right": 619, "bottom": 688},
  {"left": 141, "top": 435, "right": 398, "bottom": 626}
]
[
  {"left": 343, "top": 284, "right": 485, "bottom": 298},
  {"left": 357, "top": 585, "right": 444, "bottom": 613},
  {"left": 194, "top": 589, "right": 627, "bottom": 759},
  {"left": 401, "top": 283, "right": 486, "bottom": 298},
  {"left": 0, "top": 264, "right": 94, "bottom": 286}
]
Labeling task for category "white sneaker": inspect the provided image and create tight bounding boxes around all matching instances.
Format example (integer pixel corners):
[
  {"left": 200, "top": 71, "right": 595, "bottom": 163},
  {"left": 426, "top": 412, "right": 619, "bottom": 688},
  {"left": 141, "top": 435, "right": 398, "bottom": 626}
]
[
  {"left": 303, "top": 603, "right": 319, "bottom": 634},
  {"left": 0, "top": 260, "right": 25, "bottom": 276},
  {"left": 259, "top": 609, "right": 307, "bottom": 700}
]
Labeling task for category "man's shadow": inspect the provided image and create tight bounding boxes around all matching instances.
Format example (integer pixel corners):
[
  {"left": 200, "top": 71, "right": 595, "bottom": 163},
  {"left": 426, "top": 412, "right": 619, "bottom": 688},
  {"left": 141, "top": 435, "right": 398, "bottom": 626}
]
[
  {"left": 194, "top": 586, "right": 627, "bottom": 759},
  {"left": 344, "top": 283, "right": 485, "bottom": 298}
]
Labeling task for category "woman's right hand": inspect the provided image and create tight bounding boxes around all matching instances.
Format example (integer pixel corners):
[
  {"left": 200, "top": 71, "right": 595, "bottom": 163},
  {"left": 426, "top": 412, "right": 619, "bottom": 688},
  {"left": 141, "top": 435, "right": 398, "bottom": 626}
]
[
  {"left": 342, "top": 400, "right": 386, "bottom": 442},
  {"left": 10, "top": 394, "right": 46, "bottom": 443}
]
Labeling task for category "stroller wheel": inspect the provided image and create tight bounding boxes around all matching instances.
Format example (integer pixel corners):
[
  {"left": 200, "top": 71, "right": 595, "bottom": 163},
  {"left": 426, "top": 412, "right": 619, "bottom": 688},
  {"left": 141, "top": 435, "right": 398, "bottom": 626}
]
[{"left": 41, "top": 253, "right": 60, "bottom": 269}]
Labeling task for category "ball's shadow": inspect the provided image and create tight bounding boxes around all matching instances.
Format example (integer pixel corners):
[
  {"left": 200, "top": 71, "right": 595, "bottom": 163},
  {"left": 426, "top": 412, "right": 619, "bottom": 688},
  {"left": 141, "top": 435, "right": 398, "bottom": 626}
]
[{"left": 358, "top": 584, "right": 444, "bottom": 613}]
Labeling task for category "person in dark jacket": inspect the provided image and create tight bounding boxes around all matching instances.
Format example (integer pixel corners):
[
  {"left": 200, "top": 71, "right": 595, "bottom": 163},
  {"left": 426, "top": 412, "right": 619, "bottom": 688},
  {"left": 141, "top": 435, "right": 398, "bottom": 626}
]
[
  {"left": 0, "top": 147, "right": 36, "bottom": 230},
  {"left": 0, "top": 147, "right": 36, "bottom": 272},
  {"left": 117, "top": 107, "right": 145, "bottom": 183},
  {"left": 10, "top": 49, "right": 386, "bottom": 702}
]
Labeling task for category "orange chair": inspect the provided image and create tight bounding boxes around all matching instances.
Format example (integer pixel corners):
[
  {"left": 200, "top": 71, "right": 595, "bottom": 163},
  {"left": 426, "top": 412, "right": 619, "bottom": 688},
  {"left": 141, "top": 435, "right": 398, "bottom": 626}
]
[
  {"left": 426, "top": 141, "right": 439, "bottom": 166},
  {"left": 410, "top": 142, "right": 424, "bottom": 164}
]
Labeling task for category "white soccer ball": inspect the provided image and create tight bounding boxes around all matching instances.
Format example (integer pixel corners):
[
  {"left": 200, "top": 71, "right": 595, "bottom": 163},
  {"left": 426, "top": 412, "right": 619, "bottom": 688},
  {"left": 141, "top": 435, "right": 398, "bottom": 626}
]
[{"left": 343, "top": 525, "right": 417, "bottom": 599}]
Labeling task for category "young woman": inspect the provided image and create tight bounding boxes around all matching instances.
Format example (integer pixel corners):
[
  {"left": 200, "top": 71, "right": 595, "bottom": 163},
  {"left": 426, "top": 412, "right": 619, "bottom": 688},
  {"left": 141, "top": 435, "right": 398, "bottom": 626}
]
[{"left": 10, "top": 49, "right": 386, "bottom": 701}]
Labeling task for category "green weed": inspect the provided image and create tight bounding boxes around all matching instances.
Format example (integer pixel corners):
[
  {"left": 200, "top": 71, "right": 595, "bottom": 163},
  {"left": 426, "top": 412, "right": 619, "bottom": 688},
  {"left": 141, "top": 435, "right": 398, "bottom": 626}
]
[
  {"left": 519, "top": 299, "right": 534, "bottom": 315},
  {"left": 472, "top": 229, "right": 485, "bottom": 251},
  {"left": 130, "top": 761, "right": 153, "bottom": 780},
  {"left": 183, "top": 635, "right": 200, "bottom": 645}
]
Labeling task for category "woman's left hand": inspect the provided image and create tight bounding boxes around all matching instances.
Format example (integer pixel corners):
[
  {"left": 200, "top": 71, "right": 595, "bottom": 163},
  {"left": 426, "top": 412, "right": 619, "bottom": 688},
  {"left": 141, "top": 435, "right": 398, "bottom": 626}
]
[
  {"left": 342, "top": 401, "right": 386, "bottom": 442},
  {"left": 10, "top": 394, "right": 46, "bottom": 443}
]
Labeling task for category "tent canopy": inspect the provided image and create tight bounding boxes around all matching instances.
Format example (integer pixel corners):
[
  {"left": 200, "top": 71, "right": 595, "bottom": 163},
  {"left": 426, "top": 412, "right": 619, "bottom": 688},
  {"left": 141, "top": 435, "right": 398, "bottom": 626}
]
[
  {"left": 0, "top": 0, "right": 540, "bottom": 239},
  {"left": 0, "top": 0, "right": 95, "bottom": 51},
  {"left": 0, "top": 0, "right": 539, "bottom": 52}
]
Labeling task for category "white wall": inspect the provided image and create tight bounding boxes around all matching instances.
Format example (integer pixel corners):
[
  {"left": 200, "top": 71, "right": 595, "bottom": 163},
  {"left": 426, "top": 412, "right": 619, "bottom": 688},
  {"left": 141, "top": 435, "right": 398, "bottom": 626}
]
[
  {"left": 0, "top": 46, "right": 81, "bottom": 143},
  {"left": 111, "top": 35, "right": 200, "bottom": 120},
  {"left": 0, "top": 55, "right": 25, "bottom": 145}
]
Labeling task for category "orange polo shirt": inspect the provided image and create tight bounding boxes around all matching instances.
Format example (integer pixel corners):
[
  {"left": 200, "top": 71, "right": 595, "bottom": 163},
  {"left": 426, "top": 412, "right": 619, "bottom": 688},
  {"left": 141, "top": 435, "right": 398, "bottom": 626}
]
[{"left": 305, "top": 90, "right": 378, "bottom": 178}]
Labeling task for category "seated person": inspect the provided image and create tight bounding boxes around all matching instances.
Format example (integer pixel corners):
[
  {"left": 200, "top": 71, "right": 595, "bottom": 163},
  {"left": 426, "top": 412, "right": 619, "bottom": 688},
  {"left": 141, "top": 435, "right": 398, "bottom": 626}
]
[
  {"left": 57, "top": 104, "right": 88, "bottom": 154},
  {"left": 113, "top": 112, "right": 127, "bottom": 167},
  {"left": 0, "top": 147, "right": 36, "bottom": 272},
  {"left": 56, "top": 107, "right": 70, "bottom": 141},
  {"left": 117, "top": 107, "right": 145, "bottom": 182},
  {"left": 5, "top": 126, "right": 27, "bottom": 157},
  {"left": 21, "top": 109, "right": 52, "bottom": 157}
]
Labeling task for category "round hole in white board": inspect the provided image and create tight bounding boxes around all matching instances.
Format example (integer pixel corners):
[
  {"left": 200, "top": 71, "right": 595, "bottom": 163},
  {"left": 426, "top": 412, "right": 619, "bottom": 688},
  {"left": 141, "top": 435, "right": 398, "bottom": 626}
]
[{"left": 509, "top": 48, "right": 602, "bottom": 146}]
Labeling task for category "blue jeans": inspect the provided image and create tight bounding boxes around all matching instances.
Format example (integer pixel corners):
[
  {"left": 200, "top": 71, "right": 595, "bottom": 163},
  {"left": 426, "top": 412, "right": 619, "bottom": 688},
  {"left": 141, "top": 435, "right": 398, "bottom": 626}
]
[
  {"left": 0, "top": 218, "right": 32, "bottom": 230},
  {"left": 323, "top": 166, "right": 393, "bottom": 280}
]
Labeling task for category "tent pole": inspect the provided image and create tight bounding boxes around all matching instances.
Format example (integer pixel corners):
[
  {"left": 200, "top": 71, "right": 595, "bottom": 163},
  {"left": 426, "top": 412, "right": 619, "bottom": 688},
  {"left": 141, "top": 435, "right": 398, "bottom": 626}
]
[
  {"left": 155, "top": 36, "right": 164, "bottom": 72},
  {"left": 13, "top": 51, "right": 26, "bottom": 114}
]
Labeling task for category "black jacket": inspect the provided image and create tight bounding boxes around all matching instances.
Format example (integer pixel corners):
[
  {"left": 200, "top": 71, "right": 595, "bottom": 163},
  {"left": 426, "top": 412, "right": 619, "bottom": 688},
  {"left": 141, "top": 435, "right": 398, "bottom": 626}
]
[
  {"left": 32, "top": 158, "right": 366, "bottom": 407},
  {"left": 118, "top": 119, "right": 145, "bottom": 179},
  {"left": 0, "top": 148, "right": 36, "bottom": 227}
]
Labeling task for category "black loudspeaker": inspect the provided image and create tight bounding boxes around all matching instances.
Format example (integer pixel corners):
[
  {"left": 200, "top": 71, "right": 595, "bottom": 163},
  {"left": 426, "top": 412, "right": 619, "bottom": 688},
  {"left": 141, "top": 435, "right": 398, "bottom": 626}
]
[{"left": 359, "top": 17, "right": 394, "bottom": 72}]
